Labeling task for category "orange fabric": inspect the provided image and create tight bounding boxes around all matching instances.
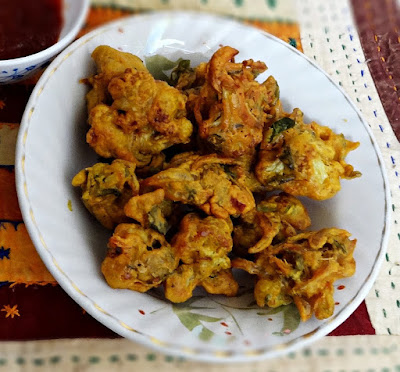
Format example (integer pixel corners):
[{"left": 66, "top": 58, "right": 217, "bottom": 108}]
[
  {"left": 0, "top": 223, "right": 55, "bottom": 283},
  {"left": 244, "top": 20, "right": 303, "bottom": 52}
]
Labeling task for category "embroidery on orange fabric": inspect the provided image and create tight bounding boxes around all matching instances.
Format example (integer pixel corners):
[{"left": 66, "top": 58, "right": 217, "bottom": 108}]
[
  {"left": 1, "top": 304, "right": 20, "bottom": 318},
  {"left": 244, "top": 19, "right": 303, "bottom": 52},
  {"left": 0, "top": 223, "right": 55, "bottom": 284}
]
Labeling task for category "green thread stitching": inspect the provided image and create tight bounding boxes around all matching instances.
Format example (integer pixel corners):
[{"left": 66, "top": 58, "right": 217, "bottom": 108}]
[
  {"left": 146, "top": 353, "right": 156, "bottom": 361},
  {"left": 126, "top": 354, "right": 137, "bottom": 361},
  {"left": 71, "top": 356, "right": 80, "bottom": 363}
]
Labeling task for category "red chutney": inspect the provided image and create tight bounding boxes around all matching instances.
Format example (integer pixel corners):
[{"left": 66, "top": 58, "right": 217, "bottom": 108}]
[{"left": 0, "top": 0, "right": 63, "bottom": 60}]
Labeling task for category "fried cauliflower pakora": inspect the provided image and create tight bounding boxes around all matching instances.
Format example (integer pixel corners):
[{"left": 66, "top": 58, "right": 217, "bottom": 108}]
[
  {"left": 124, "top": 189, "right": 174, "bottom": 235},
  {"left": 233, "top": 228, "right": 356, "bottom": 321},
  {"left": 255, "top": 108, "right": 361, "bottom": 200},
  {"left": 164, "top": 213, "right": 238, "bottom": 302},
  {"left": 72, "top": 159, "right": 139, "bottom": 229},
  {"left": 102, "top": 223, "right": 179, "bottom": 292},
  {"left": 87, "top": 66, "right": 193, "bottom": 167},
  {"left": 233, "top": 193, "right": 311, "bottom": 255},
  {"left": 190, "top": 46, "right": 280, "bottom": 158},
  {"left": 72, "top": 45, "right": 361, "bottom": 322},
  {"left": 85, "top": 45, "right": 147, "bottom": 112},
  {"left": 142, "top": 152, "right": 255, "bottom": 219}
]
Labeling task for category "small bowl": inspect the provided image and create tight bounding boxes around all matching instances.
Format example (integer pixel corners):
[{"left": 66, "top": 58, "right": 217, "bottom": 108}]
[{"left": 0, "top": 0, "right": 89, "bottom": 84}]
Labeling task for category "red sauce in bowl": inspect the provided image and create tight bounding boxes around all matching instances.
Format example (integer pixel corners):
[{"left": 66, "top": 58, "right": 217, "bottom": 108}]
[{"left": 0, "top": 0, "right": 63, "bottom": 60}]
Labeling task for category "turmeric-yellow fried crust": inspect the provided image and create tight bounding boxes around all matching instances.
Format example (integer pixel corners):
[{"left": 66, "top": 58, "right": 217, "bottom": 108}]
[
  {"left": 232, "top": 228, "right": 356, "bottom": 321},
  {"left": 134, "top": 152, "right": 165, "bottom": 178},
  {"left": 233, "top": 193, "right": 311, "bottom": 255},
  {"left": 200, "top": 269, "right": 239, "bottom": 297},
  {"left": 102, "top": 224, "right": 179, "bottom": 292},
  {"left": 87, "top": 67, "right": 193, "bottom": 167},
  {"left": 164, "top": 213, "right": 237, "bottom": 302},
  {"left": 73, "top": 46, "right": 360, "bottom": 320},
  {"left": 72, "top": 159, "right": 139, "bottom": 229},
  {"left": 173, "top": 62, "right": 207, "bottom": 123},
  {"left": 257, "top": 192, "right": 311, "bottom": 232},
  {"left": 86, "top": 45, "right": 147, "bottom": 112},
  {"left": 124, "top": 189, "right": 173, "bottom": 235},
  {"left": 255, "top": 108, "right": 361, "bottom": 200},
  {"left": 142, "top": 153, "right": 255, "bottom": 219},
  {"left": 191, "top": 46, "right": 280, "bottom": 158}
]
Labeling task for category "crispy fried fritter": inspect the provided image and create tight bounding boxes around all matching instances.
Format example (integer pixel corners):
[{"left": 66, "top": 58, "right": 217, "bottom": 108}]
[
  {"left": 75, "top": 46, "right": 360, "bottom": 320},
  {"left": 232, "top": 228, "right": 356, "bottom": 321},
  {"left": 192, "top": 46, "right": 280, "bottom": 158},
  {"left": 86, "top": 46, "right": 147, "bottom": 112},
  {"left": 124, "top": 189, "right": 174, "bottom": 235},
  {"left": 134, "top": 152, "right": 165, "bottom": 178},
  {"left": 255, "top": 108, "right": 361, "bottom": 200},
  {"left": 170, "top": 59, "right": 198, "bottom": 90},
  {"left": 102, "top": 223, "right": 179, "bottom": 292},
  {"left": 233, "top": 193, "right": 311, "bottom": 255},
  {"left": 173, "top": 61, "right": 207, "bottom": 119},
  {"left": 237, "top": 153, "right": 269, "bottom": 193},
  {"left": 164, "top": 213, "right": 237, "bottom": 302},
  {"left": 164, "top": 265, "right": 198, "bottom": 303},
  {"left": 72, "top": 159, "right": 139, "bottom": 229},
  {"left": 233, "top": 210, "right": 280, "bottom": 256},
  {"left": 87, "top": 67, "right": 193, "bottom": 167},
  {"left": 200, "top": 269, "right": 239, "bottom": 296},
  {"left": 257, "top": 192, "right": 311, "bottom": 241},
  {"left": 141, "top": 153, "right": 255, "bottom": 219}
]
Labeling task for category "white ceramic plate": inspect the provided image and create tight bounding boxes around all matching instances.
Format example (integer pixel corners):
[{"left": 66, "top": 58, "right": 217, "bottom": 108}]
[{"left": 15, "top": 11, "right": 390, "bottom": 362}]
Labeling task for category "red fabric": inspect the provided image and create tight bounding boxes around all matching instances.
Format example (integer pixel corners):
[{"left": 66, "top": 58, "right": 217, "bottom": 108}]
[
  {"left": 0, "top": 283, "right": 374, "bottom": 340},
  {"left": 0, "top": 284, "right": 118, "bottom": 340},
  {"left": 329, "top": 301, "right": 375, "bottom": 336},
  {"left": 0, "top": 84, "right": 33, "bottom": 123},
  {"left": 351, "top": 0, "right": 400, "bottom": 140}
]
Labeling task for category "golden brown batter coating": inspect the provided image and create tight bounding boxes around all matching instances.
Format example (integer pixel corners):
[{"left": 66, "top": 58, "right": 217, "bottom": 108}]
[
  {"left": 72, "top": 159, "right": 139, "bottom": 229},
  {"left": 73, "top": 46, "right": 360, "bottom": 320},
  {"left": 87, "top": 67, "right": 193, "bottom": 167},
  {"left": 102, "top": 224, "right": 179, "bottom": 292},
  {"left": 200, "top": 269, "right": 239, "bottom": 297},
  {"left": 141, "top": 153, "right": 255, "bottom": 219},
  {"left": 256, "top": 108, "right": 361, "bottom": 200},
  {"left": 233, "top": 193, "right": 311, "bottom": 255},
  {"left": 164, "top": 213, "right": 237, "bottom": 302},
  {"left": 192, "top": 46, "right": 280, "bottom": 158},
  {"left": 124, "top": 189, "right": 174, "bottom": 235},
  {"left": 85, "top": 45, "right": 147, "bottom": 112},
  {"left": 232, "top": 228, "right": 356, "bottom": 321},
  {"left": 256, "top": 192, "right": 311, "bottom": 242}
]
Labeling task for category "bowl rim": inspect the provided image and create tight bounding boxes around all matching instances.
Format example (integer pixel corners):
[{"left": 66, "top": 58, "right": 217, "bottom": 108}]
[
  {"left": 0, "top": 0, "right": 90, "bottom": 67},
  {"left": 15, "top": 10, "right": 392, "bottom": 363}
]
